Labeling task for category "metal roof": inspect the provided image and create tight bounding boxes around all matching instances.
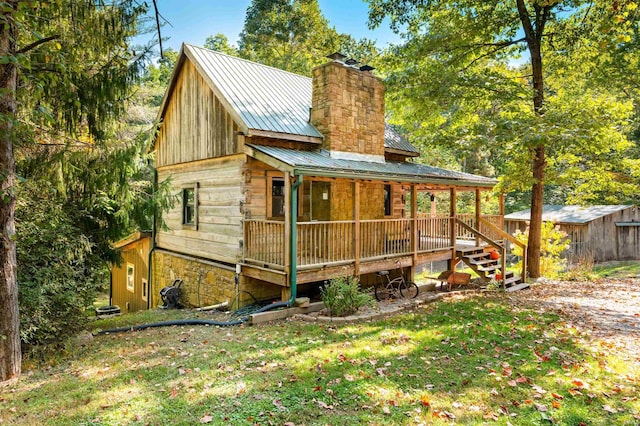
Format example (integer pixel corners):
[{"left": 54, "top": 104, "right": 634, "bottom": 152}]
[
  {"left": 185, "top": 44, "right": 323, "bottom": 139},
  {"left": 385, "top": 125, "right": 420, "bottom": 155},
  {"left": 174, "top": 44, "right": 420, "bottom": 153},
  {"left": 504, "top": 205, "right": 634, "bottom": 224},
  {"left": 246, "top": 144, "right": 496, "bottom": 187}
]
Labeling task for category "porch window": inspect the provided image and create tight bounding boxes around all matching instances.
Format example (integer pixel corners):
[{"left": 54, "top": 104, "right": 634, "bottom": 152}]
[
  {"left": 126, "top": 263, "right": 135, "bottom": 293},
  {"left": 384, "top": 184, "right": 392, "bottom": 216},
  {"left": 182, "top": 185, "right": 198, "bottom": 227},
  {"left": 270, "top": 178, "right": 285, "bottom": 218}
]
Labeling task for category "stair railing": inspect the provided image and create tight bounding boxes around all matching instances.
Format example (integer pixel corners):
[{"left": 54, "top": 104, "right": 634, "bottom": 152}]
[
  {"left": 478, "top": 217, "right": 527, "bottom": 284},
  {"left": 455, "top": 219, "right": 507, "bottom": 288}
]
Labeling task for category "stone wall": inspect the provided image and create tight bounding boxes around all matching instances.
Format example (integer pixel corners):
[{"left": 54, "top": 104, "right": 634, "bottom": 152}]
[
  {"left": 151, "top": 250, "right": 282, "bottom": 309},
  {"left": 311, "top": 61, "right": 385, "bottom": 156}
]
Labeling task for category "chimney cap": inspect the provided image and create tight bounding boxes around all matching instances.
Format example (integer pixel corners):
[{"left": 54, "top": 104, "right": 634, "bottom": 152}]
[
  {"left": 326, "top": 52, "right": 347, "bottom": 62},
  {"left": 359, "top": 64, "right": 375, "bottom": 72},
  {"left": 345, "top": 58, "right": 359, "bottom": 66}
]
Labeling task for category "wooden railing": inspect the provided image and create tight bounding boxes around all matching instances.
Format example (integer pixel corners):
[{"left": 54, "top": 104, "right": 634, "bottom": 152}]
[
  {"left": 243, "top": 215, "right": 498, "bottom": 269},
  {"left": 478, "top": 217, "right": 528, "bottom": 281},
  {"left": 244, "top": 220, "right": 285, "bottom": 268},
  {"left": 297, "top": 221, "right": 355, "bottom": 267}
]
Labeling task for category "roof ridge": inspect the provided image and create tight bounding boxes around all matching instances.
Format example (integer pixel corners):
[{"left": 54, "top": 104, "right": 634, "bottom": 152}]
[{"left": 184, "top": 43, "right": 313, "bottom": 82}]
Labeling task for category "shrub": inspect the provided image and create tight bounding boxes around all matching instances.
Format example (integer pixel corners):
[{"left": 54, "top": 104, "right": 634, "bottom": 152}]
[
  {"left": 320, "top": 276, "right": 375, "bottom": 317},
  {"left": 512, "top": 221, "right": 571, "bottom": 279},
  {"left": 561, "top": 251, "right": 597, "bottom": 281}
]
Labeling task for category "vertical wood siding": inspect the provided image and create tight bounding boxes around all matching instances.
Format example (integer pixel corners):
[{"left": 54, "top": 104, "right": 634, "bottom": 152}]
[
  {"left": 111, "top": 237, "right": 150, "bottom": 313},
  {"left": 155, "top": 60, "right": 239, "bottom": 167}
]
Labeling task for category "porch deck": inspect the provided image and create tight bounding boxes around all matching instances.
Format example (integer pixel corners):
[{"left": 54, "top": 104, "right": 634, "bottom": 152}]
[{"left": 242, "top": 214, "right": 503, "bottom": 285}]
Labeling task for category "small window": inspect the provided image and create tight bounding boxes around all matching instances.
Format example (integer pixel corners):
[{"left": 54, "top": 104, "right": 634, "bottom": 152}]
[
  {"left": 126, "top": 264, "right": 135, "bottom": 293},
  {"left": 141, "top": 278, "right": 148, "bottom": 301},
  {"left": 384, "top": 184, "right": 392, "bottom": 216},
  {"left": 182, "top": 187, "right": 197, "bottom": 226},
  {"left": 270, "top": 178, "right": 285, "bottom": 218}
]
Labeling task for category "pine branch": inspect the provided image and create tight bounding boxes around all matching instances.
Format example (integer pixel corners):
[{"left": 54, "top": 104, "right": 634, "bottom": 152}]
[{"left": 17, "top": 34, "right": 59, "bottom": 54}]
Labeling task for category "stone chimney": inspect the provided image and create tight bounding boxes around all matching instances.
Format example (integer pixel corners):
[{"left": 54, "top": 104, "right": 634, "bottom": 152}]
[{"left": 310, "top": 57, "right": 385, "bottom": 159}]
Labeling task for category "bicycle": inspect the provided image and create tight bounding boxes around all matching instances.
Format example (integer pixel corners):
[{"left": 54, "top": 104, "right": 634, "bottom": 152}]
[{"left": 374, "top": 263, "right": 419, "bottom": 301}]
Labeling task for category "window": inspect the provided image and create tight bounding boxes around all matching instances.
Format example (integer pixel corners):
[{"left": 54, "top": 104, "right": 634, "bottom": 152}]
[
  {"left": 141, "top": 278, "right": 148, "bottom": 301},
  {"left": 384, "top": 184, "right": 392, "bottom": 216},
  {"left": 271, "top": 178, "right": 285, "bottom": 218},
  {"left": 126, "top": 264, "right": 135, "bottom": 293},
  {"left": 182, "top": 185, "right": 198, "bottom": 227}
]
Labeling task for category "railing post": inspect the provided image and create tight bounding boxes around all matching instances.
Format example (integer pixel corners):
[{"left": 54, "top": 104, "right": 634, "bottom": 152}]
[
  {"left": 475, "top": 189, "right": 481, "bottom": 247},
  {"left": 412, "top": 184, "right": 418, "bottom": 265},
  {"left": 354, "top": 181, "right": 360, "bottom": 276},
  {"left": 449, "top": 187, "right": 457, "bottom": 270}
]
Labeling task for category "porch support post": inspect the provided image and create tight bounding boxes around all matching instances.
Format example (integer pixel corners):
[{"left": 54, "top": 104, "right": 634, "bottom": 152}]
[
  {"left": 353, "top": 181, "right": 360, "bottom": 277},
  {"left": 475, "top": 188, "right": 481, "bottom": 247},
  {"left": 283, "top": 172, "right": 291, "bottom": 302},
  {"left": 411, "top": 184, "right": 418, "bottom": 267},
  {"left": 499, "top": 192, "right": 505, "bottom": 228},
  {"left": 449, "top": 187, "right": 457, "bottom": 270}
]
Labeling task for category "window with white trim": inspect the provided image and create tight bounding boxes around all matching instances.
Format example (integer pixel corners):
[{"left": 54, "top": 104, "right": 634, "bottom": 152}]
[{"left": 126, "top": 264, "right": 135, "bottom": 293}]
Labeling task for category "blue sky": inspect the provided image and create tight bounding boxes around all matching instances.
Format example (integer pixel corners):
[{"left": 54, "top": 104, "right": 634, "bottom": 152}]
[{"left": 145, "top": 0, "right": 402, "bottom": 52}]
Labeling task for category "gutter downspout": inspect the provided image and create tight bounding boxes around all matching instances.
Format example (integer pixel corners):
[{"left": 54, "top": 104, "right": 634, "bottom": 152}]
[
  {"left": 147, "top": 167, "right": 158, "bottom": 310},
  {"left": 288, "top": 174, "right": 303, "bottom": 306}
]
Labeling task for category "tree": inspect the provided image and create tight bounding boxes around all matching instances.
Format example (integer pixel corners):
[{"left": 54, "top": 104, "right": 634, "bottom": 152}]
[
  {"left": 204, "top": 33, "right": 239, "bottom": 56},
  {"left": 238, "top": 0, "right": 378, "bottom": 75},
  {"left": 367, "top": 0, "right": 638, "bottom": 278},
  {"left": 0, "top": 0, "right": 153, "bottom": 383}
]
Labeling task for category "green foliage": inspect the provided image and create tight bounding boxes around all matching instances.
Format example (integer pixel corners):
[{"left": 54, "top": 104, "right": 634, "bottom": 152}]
[
  {"left": 512, "top": 221, "right": 571, "bottom": 279},
  {"left": 15, "top": 179, "right": 103, "bottom": 347},
  {"left": 204, "top": 33, "right": 239, "bottom": 56},
  {"left": 320, "top": 276, "right": 375, "bottom": 317},
  {"left": 237, "top": 0, "right": 379, "bottom": 75},
  {"left": 561, "top": 252, "right": 598, "bottom": 282}
]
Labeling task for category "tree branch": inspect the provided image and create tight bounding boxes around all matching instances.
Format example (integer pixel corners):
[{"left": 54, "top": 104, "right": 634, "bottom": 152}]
[
  {"left": 152, "top": 0, "right": 162, "bottom": 57},
  {"left": 17, "top": 34, "right": 59, "bottom": 54}
]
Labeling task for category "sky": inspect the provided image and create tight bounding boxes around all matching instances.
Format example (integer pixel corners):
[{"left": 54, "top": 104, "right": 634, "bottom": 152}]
[{"left": 144, "top": 0, "right": 402, "bottom": 53}]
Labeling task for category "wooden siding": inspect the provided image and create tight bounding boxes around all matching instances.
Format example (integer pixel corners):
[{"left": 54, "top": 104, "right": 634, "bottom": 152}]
[
  {"left": 155, "top": 60, "right": 239, "bottom": 167},
  {"left": 111, "top": 236, "right": 150, "bottom": 313},
  {"left": 157, "top": 156, "right": 245, "bottom": 264},
  {"left": 505, "top": 206, "right": 640, "bottom": 262}
]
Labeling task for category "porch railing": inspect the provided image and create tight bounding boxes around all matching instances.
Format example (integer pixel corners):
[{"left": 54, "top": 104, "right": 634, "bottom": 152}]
[{"left": 244, "top": 216, "right": 459, "bottom": 269}]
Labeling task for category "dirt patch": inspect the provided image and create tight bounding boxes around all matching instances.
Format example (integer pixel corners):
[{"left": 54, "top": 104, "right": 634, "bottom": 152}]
[{"left": 507, "top": 278, "right": 640, "bottom": 368}]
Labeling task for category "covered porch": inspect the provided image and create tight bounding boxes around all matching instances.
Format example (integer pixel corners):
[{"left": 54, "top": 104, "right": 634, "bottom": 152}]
[{"left": 240, "top": 144, "right": 521, "bottom": 296}]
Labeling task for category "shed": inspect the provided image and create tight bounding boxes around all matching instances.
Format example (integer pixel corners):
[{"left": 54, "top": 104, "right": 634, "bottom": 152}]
[
  {"left": 110, "top": 232, "right": 152, "bottom": 313},
  {"left": 504, "top": 205, "right": 640, "bottom": 262}
]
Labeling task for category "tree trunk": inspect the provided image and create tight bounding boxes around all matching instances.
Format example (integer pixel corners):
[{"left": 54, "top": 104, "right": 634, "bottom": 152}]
[
  {"left": 517, "top": 0, "right": 547, "bottom": 279},
  {"left": 0, "top": 1, "right": 21, "bottom": 383}
]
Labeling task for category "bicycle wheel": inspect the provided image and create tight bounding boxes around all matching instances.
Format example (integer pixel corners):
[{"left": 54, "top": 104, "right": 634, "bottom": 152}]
[
  {"left": 375, "top": 284, "right": 393, "bottom": 301},
  {"left": 400, "top": 281, "right": 419, "bottom": 299}
]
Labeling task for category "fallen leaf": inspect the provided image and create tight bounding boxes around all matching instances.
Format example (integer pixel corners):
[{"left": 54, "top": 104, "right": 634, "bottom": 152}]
[
  {"left": 170, "top": 387, "right": 179, "bottom": 399},
  {"left": 602, "top": 405, "right": 618, "bottom": 414},
  {"left": 344, "top": 374, "right": 355, "bottom": 382},
  {"left": 419, "top": 395, "right": 431, "bottom": 407},
  {"left": 534, "top": 403, "right": 548, "bottom": 412},
  {"left": 551, "top": 392, "right": 564, "bottom": 400},
  {"left": 568, "top": 388, "right": 583, "bottom": 397},
  {"left": 552, "top": 400, "right": 561, "bottom": 409},
  {"left": 199, "top": 415, "right": 213, "bottom": 423}
]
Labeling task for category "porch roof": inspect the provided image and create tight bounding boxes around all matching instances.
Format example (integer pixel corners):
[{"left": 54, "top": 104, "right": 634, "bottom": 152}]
[{"left": 245, "top": 144, "right": 496, "bottom": 187}]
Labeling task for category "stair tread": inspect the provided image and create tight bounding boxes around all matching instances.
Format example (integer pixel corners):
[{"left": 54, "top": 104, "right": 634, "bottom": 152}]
[
  {"left": 469, "top": 259, "right": 499, "bottom": 266},
  {"left": 463, "top": 252, "right": 493, "bottom": 260},
  {"left": 505, "top": 283, "right": 530, "bottom": 292},
  {"left": 456, "top": 246, "right": 487, "bottom": 254}
]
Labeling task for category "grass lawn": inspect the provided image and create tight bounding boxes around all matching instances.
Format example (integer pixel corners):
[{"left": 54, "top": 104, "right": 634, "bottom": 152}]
[
  {"left": 1, "top": 293, "right": 638, "bottom": 425},
  {"left": 593, "top": 261, "right": 640, "bottom": 279}
]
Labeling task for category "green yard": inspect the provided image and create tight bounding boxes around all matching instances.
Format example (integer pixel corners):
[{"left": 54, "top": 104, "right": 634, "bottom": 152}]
[{"left": 1, "top": 291, "right": 638, "bottom": 425}]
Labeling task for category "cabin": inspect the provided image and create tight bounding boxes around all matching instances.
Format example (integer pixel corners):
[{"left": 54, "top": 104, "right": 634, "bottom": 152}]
[
  {"left": 110, "top": 232, "right": 151, "bottom": 313},
  {"left": 505, "top": 205, "right": 640, "bottom": 262},
  {"left": 150, "top": 44, "right": 517, "bottom": 309}
]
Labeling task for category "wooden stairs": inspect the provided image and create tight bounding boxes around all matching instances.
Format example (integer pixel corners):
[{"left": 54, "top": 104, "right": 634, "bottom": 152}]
[{"left": 456, "top": 246, "right": 529, "bottom": 292}]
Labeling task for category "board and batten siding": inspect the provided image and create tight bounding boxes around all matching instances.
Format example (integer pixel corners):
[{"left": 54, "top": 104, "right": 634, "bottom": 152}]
[
  {"left": 155, "top": 59, "right": 239, "bottom": 168},
  {"left": 157, "top": 156, "right": 246, "bottom": 264},
  {"left": 111, "top": 236, "right": 150, "bottom": 313}
]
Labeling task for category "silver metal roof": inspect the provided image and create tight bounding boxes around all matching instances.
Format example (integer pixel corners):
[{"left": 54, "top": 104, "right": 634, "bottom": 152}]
[
  {"left": 186, "top": 44, "right": 323, "bottom": 139},
  {"left": 504, "top": 205, "right": 634, "bottom": 224},
  {"left": 385, "top": 125, "right": 420, "bottom": 155},
  {"left": 180, "top": 44, "right": 420, "bottom": 153},
  {"left": 246, "top": 144, "right": 496, "bottom": 187}
]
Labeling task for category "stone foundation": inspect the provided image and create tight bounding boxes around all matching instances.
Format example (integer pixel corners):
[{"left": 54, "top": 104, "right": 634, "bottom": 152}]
[{"left": 152, "top": 251, "right": 282, "bottom": 309}]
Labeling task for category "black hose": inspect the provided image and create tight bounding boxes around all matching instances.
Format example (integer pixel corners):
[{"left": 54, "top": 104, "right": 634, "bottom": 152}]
[{"left": 93, "top": 302, "right": 290, "bottom": 336}]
